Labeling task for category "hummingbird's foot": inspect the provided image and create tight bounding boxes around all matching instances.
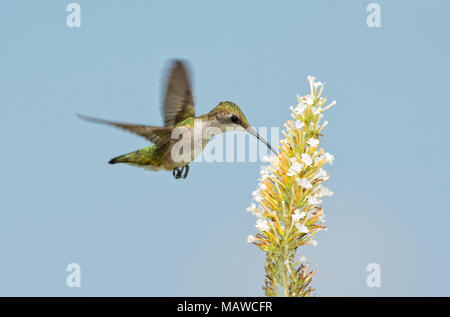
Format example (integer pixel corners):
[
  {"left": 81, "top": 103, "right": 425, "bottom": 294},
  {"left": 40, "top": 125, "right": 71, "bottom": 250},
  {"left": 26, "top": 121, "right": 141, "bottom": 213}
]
[
  {"left": 172, "top": 167, "right": 183, "bottom": 179},
  {"left": 183, "top": 165, "right": 189, "bottom": 179},
  {"left": 172, "top": 165, "right": 189, "bottom": 179}
]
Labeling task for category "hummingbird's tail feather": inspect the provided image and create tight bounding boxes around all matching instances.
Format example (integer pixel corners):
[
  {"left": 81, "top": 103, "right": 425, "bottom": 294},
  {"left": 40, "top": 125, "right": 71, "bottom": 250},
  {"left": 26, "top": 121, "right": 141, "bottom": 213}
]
[
  {"left": 108, "top": 152, "right": 139, "bottom": 165},
  {"left": 107, "top": 145, "right": 165, "bottom": 171},
  {"left": 108, "top": 156, "right": 122, "bottom": 164}
]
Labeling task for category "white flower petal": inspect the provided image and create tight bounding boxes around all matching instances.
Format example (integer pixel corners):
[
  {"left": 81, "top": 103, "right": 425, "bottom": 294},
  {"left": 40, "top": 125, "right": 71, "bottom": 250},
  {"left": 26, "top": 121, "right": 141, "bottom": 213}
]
[
  {"left": 297, "top": 178, "right": 313, "bottom": 189},
  {"left": 294, "top": 120, "right": 304, "bottom": 129},
  {"left": 304, "top": 95, "right": 315, "bottom": 106},
  {"left": 324, "top": 152, "right": 335, "bottom": 165},
  {"left": 319, "top": 214, "right": 326, "bottom": 223},
  {"left": 314, "top": 168, "right": 328, "bottom": 180},
  {"left": 312, "top": 106, "right": 322, "bottom": 115},
  {"left": 295, "top": 223, "right": 309, "bottom": 233},
  {"left": 318, "top": 185, "right": 334, "bottom": 197},
  {"left": 307, "top": 195, "right": 322, "bottom": 205},
  {"left": 295, "top": 103, "right": 307, "bottom": 115},
  {"left": 313, "top": 81, "right": 323, "bottom": 89},
  {"left": 255, "top": 218, "right": 270, "bottom": 232},
  {"left": 300, "top": 153, "right": 313, "bottom": 166},
  {"left": 307, "top": 138, "right": 319, "bottom": 147},
  {"left": 292, "top": 209, "right": 306, "bottom": 222}
]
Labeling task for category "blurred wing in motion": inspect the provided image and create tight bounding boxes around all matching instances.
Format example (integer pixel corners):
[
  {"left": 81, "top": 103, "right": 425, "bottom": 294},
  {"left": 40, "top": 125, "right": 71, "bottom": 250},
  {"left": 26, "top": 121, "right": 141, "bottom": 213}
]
[
  {"left": 78, "top": 114, "right": 172, "bottom": 147},
  {"left": 162, "top": 60, "right": 195, "bottom": 127}
]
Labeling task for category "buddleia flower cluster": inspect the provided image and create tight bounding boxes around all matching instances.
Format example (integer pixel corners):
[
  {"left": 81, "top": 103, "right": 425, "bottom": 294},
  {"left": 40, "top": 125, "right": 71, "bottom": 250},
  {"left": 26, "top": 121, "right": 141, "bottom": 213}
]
[{"left": 246, "top": 76, "right": 336, "bottom": 297}]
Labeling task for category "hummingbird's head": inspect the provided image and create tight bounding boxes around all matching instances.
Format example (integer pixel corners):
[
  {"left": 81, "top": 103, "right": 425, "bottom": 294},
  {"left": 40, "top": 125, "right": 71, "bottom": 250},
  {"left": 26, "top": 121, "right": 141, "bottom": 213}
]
[
  {"left": 209, "top": 101, "right": 277, "bottom": 155},
  {"left": 209, "top": 101, "right": 250, "bottom": 130}
]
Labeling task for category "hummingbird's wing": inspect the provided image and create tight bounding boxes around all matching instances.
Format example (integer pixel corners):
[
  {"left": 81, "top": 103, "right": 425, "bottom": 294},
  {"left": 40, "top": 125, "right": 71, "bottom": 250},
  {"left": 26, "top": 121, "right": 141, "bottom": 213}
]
[
  {"left": 162, "top": 60, "right": 195, "bottom": 127},
  {"left": 78, "top": 114, "right": 172, "bottom": 147}
]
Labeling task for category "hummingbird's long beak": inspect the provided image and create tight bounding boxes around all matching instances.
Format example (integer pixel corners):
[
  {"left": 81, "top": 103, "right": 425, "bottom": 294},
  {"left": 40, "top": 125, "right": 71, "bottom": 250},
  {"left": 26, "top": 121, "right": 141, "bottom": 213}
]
[{"left": 246, "top": 127, "right": 278, "bottom": 155}]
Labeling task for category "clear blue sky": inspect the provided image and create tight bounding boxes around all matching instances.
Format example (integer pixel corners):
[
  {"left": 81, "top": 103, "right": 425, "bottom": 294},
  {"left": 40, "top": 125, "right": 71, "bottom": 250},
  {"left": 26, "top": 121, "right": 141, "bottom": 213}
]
[{"left": 0, "top": 0, "right": 449, "bottom": 296}]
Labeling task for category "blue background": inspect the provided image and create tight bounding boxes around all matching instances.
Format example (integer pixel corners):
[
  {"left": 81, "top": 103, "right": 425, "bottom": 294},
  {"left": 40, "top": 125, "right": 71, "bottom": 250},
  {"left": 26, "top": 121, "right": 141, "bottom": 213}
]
[{"left": 0, "top": 0, "right": 449, "bottom": 296}]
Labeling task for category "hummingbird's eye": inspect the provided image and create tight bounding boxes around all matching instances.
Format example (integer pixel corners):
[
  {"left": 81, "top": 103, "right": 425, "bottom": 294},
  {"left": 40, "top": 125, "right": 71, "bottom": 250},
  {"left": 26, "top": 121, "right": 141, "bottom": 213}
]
[{"left": 230, "top": 115, "right": 240, "bottom": 124}]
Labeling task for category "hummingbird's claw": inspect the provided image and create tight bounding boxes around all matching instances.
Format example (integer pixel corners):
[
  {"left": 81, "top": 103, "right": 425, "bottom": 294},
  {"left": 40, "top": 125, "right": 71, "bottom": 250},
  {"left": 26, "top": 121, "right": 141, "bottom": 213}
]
[
  {"left": 172, "top": 167, "right": 183, "bottom": 179},
  {"left": 183, "top": 165, "right": 189, "bottom": 178},
  {"left": 172, "top": 165, "right": 189, "bottom": 179}
]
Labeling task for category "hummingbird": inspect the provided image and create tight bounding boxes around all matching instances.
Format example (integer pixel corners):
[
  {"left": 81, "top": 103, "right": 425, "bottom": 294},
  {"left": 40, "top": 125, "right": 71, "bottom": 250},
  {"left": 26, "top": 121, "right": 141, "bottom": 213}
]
[{"left": 78, "top": 60, "right": 277, "bottom": 179}]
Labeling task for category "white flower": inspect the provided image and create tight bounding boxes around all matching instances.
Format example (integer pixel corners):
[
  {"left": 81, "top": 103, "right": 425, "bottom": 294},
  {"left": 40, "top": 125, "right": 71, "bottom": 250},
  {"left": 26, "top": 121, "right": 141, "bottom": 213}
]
[
  {"left": 255, "top": 218, "right": 270, "bottom": 232},
  {"left": 322, "top": 100, "right": 336, "bottom": 111},
  {"left": 263, "top": 155, "right": 279, "bottom": 167},
  {"left": 294, "top": 120, "right": 304, "bottom": 129},
  {"left": 310, "top": 240, "right": 318, "bottom": 247},
  {"left": 314, "top": 154, "right": 324, "bottom": 163},
  {"left": 324, "top": 152, "right": 335, "bottom": 165},
  {"left": 297, "top": 178, "right": 313, "bottom": 189},
  {"left": 320, "top": 120, "right": 328, "bottom": 129},
  {"left": 319, "top": 214, "right": 326, "bottom": 223},
  {"left": 287, "top": 159, "right": 304, "bottom": 176},
  {"left": 247, "top": 235, "right": 256, "bottom": 243},
  {"left": 271, "top": 156, "right": 280, "bottom": 168},
  {"left": 304, "top": 94, "right": 315, "bottom": 106},
  {"left": 252, "top": 189, "right": 263, "bottom": 202},
  {"left": 259, "top": 183, "right": 267, "bottom": 190},
  {"left": 307, "top": 138, "right": 319, "bottom": 147},
  {"left": 300, "top": 153, "right": 313, "bottom": 166},
  {"left": 312, "top": 106, "right": 322, "bottom": 115},
  {"left": 259, "top": 169, "right": 269, "bottom": 182},
  {"left": 314, "top": 168, "right": 328, "bottom": 180},
  {"left": 254, "top": 210, "right": 263, "bottom": 218},
  {"left": 292, "top": 209, "right": 306, "bottom": 222},
  {"left": 283, "top": 171, "right": 291, "bottom": 180},
  {"left": 313, "top": 81, "right": 323, "bottom": 89},
  {"left": 246, "top": 203, "right": 262, "bottom": 217},
  {"left": 295, "top": 102, "right": 307, "bottom": 114},
  {"left": 284, "top": 259, "right": 290, "bottom": 266},
  {"left": 298, "top": 255, "right": 307, "bottom": 262},
  {"left": 318, "top": 185, "right": 334, "bottom": 197},
  {"left": 246, "top": 203, "right": 256, "bottom": 213},
  {"left": 296, "top": 223, "right": 309, "bottom": 233},
  {"left": 307, "top": 76, "right": 316, "bottom": 94},
  {"left": 307, "top": 195, "right": 322, "bottom": 205}
]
